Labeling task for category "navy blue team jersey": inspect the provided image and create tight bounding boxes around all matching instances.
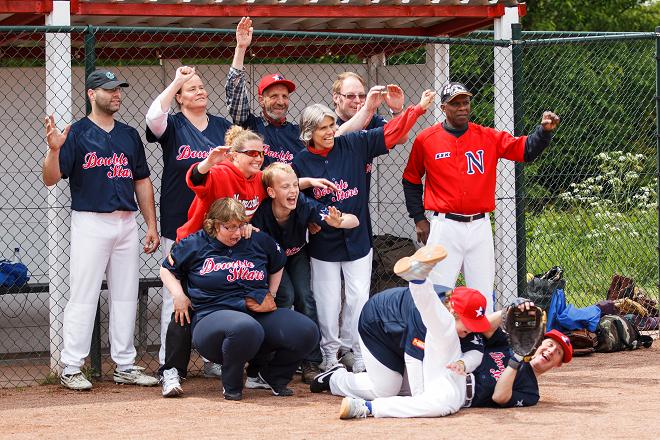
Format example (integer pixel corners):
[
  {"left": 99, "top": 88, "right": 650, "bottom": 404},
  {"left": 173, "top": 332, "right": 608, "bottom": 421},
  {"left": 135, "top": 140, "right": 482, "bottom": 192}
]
[
  {"left": 470, "top": 328, "right": 540, "bottom": 408},
  {"left": 146, "top": 113, "right": 231, "bottom": 240},
  {"left": 162, "top": 230, "right": 286, "bottom": 326},
  {"left": 251, "top": 193, "right": 331, "bottom": 257},
  {"left": 358, "top": 285, "right": 482, "bottom": 375},
  {"left": 292, "top": 128, "right": 387, "bottom": 262},
  {"left": 336, "top": 114, "right": 388, "bottom": 239},
  {"left": 242, "top": 114, "right": 305, "bottom": 166},
  {"left": 59, "top": 117, "right": 150, "bottom": 212}
]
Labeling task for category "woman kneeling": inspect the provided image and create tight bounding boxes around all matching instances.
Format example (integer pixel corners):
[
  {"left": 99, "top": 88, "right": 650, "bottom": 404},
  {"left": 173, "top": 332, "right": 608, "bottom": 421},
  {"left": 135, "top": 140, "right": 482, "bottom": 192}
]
[{"left": 160, "top": 197, "right": 319, "bottom": 400}]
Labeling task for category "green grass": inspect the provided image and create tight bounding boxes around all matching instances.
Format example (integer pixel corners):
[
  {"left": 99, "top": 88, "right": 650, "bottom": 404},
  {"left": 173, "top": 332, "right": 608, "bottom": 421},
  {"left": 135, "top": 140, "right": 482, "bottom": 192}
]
[{"left": 526, "top": 207, "right": 657, "bottom": 307}]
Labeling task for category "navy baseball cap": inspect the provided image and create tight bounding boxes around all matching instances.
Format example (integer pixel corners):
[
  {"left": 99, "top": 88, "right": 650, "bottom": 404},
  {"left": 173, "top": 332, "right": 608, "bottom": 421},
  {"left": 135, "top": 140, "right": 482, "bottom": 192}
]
[
  {"left": 85, "top": 70, "right": 129, "bottom": 90},
  {"left": 440, "top": 82, "right": 472, "bottom": 104}
]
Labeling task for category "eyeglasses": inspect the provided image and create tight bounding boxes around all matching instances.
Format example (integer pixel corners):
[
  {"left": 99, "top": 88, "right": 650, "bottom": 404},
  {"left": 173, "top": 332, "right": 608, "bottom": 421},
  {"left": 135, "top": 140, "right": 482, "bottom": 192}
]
[
  {"left": 237, "top": 150, "right": 265, "bottom": 158},
  {"left": 220, "top": 223, "right": 247, "bottom": 233},
  {"left": 338, "top": 93, "right": 367, "bottom": 101}
]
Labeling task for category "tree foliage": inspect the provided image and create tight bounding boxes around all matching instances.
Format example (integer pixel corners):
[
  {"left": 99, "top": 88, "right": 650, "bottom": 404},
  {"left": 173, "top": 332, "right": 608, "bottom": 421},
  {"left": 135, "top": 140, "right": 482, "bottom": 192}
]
[{"left": 522, "top": 0, "right": 660, "bottom": 32}]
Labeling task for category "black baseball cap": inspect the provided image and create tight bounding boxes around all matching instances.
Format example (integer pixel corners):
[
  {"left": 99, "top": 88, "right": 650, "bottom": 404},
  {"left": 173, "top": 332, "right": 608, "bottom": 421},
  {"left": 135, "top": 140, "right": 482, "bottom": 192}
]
[
  {"left": 440, "top": 82, "right": 472, "bottom": 104},
  {"left": 85, "top": 70, "right": 129, "bottom": 90}
]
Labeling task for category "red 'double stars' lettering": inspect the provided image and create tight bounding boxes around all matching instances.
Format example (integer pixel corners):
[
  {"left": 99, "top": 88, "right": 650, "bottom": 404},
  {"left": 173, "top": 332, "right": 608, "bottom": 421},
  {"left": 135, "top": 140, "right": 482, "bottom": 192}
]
[{"left": 82, "top": 152, "right": 133, "bottom": 179}]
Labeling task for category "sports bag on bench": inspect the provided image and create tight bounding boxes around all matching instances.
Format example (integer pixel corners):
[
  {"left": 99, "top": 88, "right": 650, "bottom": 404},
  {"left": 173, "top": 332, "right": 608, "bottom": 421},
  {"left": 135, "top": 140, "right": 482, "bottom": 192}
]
[{"left": 0, "top": 259, "right": 29, "bottom": 288}]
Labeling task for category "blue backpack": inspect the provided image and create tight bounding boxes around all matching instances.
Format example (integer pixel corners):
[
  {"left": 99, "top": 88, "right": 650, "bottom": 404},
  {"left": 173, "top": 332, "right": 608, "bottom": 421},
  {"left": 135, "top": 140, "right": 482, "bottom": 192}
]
[{"left": 0, "top": 260, "right": 29, "bottom": 288}]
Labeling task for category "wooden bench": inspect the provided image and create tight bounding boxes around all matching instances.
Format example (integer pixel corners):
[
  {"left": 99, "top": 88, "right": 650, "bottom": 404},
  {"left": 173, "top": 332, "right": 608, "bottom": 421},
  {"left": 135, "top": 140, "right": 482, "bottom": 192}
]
[{"left": 0, "top": 277, "right": 162, "bottom": 377}]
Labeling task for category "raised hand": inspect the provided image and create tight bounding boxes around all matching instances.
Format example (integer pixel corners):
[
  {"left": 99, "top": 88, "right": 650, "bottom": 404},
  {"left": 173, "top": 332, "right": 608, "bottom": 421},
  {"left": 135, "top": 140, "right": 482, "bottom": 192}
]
[
  {"left": 236, "top": 16, "right": 253, "bottom": 49},
  {"left": 198, "top": 146, "right": 231, "bottom": 174},
  {"left": 541, "top": 111, "right": 560, "bottom": 132},
  {"left": 384, "top": 84, "right": 404, "bottom": 113},
  {"left": 174, "top": 65, "right": 196, "bottom": 85},
  {"left": 364, "top": 85, "right": 386, "bottom": 112},
  {"left": 207, "top": 146, "right": 231, "bottom": 165},
  {"left": 418, "top": 90, "right": 436, "bottom": 111},
  {"left": 44, "top": 114, "right": 71, "bottom": 151}
]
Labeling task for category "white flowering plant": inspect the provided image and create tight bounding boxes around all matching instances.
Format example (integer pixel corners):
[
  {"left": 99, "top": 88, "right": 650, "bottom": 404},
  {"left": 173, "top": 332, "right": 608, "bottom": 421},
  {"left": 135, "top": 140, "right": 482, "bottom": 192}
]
[{"left": 557, "top": 151, "right": 656, "bottom": 211}]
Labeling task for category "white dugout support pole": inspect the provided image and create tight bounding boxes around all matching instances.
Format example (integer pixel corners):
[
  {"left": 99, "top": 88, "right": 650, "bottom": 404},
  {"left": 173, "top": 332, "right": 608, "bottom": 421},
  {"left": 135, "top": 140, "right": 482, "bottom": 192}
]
[
  {"left": 45, "top": 1, "right": 72, "bottom": 372},
  {"left": 493, "top": 7, "right": 520, "bottom": 307}
]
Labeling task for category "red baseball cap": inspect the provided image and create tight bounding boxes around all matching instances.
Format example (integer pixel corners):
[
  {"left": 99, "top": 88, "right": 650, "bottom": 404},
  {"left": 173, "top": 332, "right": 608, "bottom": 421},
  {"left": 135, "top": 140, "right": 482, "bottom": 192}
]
[
  {"left": 543, "top": 329, "right": 573, "bottom": 364},
  {"left": 450, "top": 287, "right": 490, "bottom": 333},
  {"left": 258, "top": 73, "right": 296, "bottom": 96}
]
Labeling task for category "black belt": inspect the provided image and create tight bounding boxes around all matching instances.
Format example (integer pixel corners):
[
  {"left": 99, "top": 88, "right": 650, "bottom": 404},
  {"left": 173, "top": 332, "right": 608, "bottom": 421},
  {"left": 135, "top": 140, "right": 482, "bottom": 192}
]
[
  {"left": 434, "top": 212, "right": 486, "bottom": 222},
  {"left": 463, "top": 373, "right": 475, "bottom": 408}
]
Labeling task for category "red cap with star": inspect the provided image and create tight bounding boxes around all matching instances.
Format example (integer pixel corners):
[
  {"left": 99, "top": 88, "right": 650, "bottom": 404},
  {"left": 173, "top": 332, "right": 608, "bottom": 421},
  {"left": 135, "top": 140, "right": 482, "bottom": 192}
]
[
  {"left": 258, "top": 73, "right": 296, "bottom": 96},
  {"left": 543, "top": 329, "right": 573, "bottom": 364},
  {"left": 450, "top": 287, "right": 490, "bottom": 333}
]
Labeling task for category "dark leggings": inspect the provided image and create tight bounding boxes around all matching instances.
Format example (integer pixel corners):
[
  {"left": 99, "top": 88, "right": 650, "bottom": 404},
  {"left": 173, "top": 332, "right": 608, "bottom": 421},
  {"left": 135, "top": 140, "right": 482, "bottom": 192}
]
[{"left": 192, "top": 308, "right": 318, "bottom": 394}]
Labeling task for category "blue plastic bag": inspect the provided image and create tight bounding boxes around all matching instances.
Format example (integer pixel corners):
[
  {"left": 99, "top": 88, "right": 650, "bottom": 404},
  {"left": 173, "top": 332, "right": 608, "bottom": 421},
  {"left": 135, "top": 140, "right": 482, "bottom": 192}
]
[{"left": 0, "top": 259, "right": 29, "bottom": 288}]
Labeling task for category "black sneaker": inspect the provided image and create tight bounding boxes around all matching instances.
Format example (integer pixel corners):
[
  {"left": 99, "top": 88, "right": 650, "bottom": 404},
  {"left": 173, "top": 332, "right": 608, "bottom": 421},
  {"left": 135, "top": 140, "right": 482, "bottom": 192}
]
[
  {"left": 223, "top": 387, "right": 242, "bottom": 401},
  {"left": 310, "top": 364, "right": 345, "bottom": 393},
  {"left": 258, "top": 372, "right": 294, "bottom": 397}
]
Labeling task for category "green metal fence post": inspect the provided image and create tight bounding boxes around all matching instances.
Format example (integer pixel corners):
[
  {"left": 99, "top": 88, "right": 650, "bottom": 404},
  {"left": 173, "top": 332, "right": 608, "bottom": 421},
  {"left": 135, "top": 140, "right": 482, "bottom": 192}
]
[
  {"left": 511, "top": 23, "right": 527, "bottom": 298},
  {"left": 655, "top": 26, "right": 660, "bottom": 324},
  {"left": 84, "top": 25, "right": 102, "bottom": 378}
]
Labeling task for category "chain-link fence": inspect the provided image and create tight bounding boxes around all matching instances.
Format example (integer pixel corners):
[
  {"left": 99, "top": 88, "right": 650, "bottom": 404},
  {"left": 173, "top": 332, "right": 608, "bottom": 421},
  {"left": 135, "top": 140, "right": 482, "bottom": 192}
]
[{"left": 0, "top": 26, "right": 657, "bottom": 387}]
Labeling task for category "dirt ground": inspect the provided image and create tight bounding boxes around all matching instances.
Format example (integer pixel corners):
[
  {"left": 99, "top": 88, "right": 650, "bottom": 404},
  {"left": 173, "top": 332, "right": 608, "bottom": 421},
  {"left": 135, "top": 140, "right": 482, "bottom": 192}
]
[{"left": 0, "top": 344, "right": 658, "bottom": 440}]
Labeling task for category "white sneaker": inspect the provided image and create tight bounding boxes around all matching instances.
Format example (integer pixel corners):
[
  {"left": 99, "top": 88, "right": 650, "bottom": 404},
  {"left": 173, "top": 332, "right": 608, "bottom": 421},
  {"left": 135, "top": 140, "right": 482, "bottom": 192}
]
[
  {"left": 245, "top": 375, "right": 272, "bottom": 390},
  {"left": 320, "top": 353, "right": 339, "bottom": 371},
  {"left": 60, "top": 372, "right": 92, "bottom": 391},
  {"left": 393, "top": 245, "right": 448, "bottom": 282},
  {"left": 352, "top": 358, "right": 366, "bottom": 373},
  {"left": 202, "top": 362, "right": 223, "bottom": 379},
  {"left": 161, "top": 367, "right": 183, "bottom": 398},
  {"left": 339, "top": 397, "right": 371, "bottom": 419},
  {"left": 113, "top": 366, "right": 159, "bottom": 386}
]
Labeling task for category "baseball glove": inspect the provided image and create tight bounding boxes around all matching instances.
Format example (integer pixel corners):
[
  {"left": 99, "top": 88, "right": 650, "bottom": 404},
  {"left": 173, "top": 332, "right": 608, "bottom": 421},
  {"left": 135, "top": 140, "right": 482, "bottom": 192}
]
[{"left": 501, "top": 304, "right": 547, "bottom": 362}]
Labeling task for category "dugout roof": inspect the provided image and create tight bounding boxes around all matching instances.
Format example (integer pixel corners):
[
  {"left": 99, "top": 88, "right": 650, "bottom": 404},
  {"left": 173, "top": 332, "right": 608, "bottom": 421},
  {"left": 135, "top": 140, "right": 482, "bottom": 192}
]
[{"left": 0, "top": 0, "right": 525, "bottom": 37}]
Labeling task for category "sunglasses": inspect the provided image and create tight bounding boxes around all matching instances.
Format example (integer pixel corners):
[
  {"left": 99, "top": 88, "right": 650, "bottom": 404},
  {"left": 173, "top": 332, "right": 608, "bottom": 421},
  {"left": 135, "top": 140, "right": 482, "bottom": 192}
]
[
  {"left": 338, "top": 93, "right": 367, "bottom": 101},
  {"left": 237, "top": 149, "right": 265, "bottom": 158}
]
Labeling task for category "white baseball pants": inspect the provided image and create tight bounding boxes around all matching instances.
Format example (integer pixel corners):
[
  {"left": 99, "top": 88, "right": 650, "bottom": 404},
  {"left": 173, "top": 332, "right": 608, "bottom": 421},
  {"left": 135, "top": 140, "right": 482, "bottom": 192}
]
[
  {"left": 311, "top": 250, "right": 372, "bottom": 361},
  {"left": 159, "top": 237, "right": 175, "bottom": 365},
  {"left": 60, "top": 211, "right": 139, "bottom": 371},
  {"left": 330, "top": 335, "right": 424, "bottom": 400},
  {"left": 370, "top": 280, "right": 466, "bottom": 418},
  {"left": 427, "top": 213, "right": 495, "bottom": 313}
]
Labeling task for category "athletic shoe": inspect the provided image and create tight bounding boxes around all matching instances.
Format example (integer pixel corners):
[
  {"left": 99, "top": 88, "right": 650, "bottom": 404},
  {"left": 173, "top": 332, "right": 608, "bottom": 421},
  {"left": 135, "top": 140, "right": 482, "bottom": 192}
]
[
  {"left": 339, "top": 397, "right": 371, "bottom": 419},
  {"left": 223, "top": 387, "right": 242, "bottom": 401},
  {"left": 351, "top": 358, "right": 366, "bottom": 373},
  {"left": 245, "top": 375, "right": 272, "bottom": 390},
  {"left": 301, "top": 361, "right": 322, "bottom": 385},
  {"left": 60, "top": 372, "right": 92, "bottom": 391},
  {"left": 113, "top": 366, "right": 159, "bottom": 386},
  {"left": 393, "top": 245, "right": 448, "bottom": 282},
  {"left": 320, "top": 353, "right": 339, "bottom": 371},
  {"left": 257, "top": 373, "right": 294, "bottom": 397},
  {"left": 202, "top": 362, "right": 223, "bottom": 379},
  {"left": 310, "top": 364, "right": 345, "bottom": 393},
  {"left": 339, "top": 350, "right": 355, "bottom": 371},
  {"left": 161, "top": 367, "right": 183, "bottom": 398}
]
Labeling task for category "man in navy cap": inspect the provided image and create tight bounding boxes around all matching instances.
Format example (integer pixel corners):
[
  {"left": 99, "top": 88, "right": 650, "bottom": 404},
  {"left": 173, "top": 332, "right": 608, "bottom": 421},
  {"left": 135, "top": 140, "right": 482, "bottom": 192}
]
[{"left": 43, "top": 69, "right": 160, "bottom": 391}]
